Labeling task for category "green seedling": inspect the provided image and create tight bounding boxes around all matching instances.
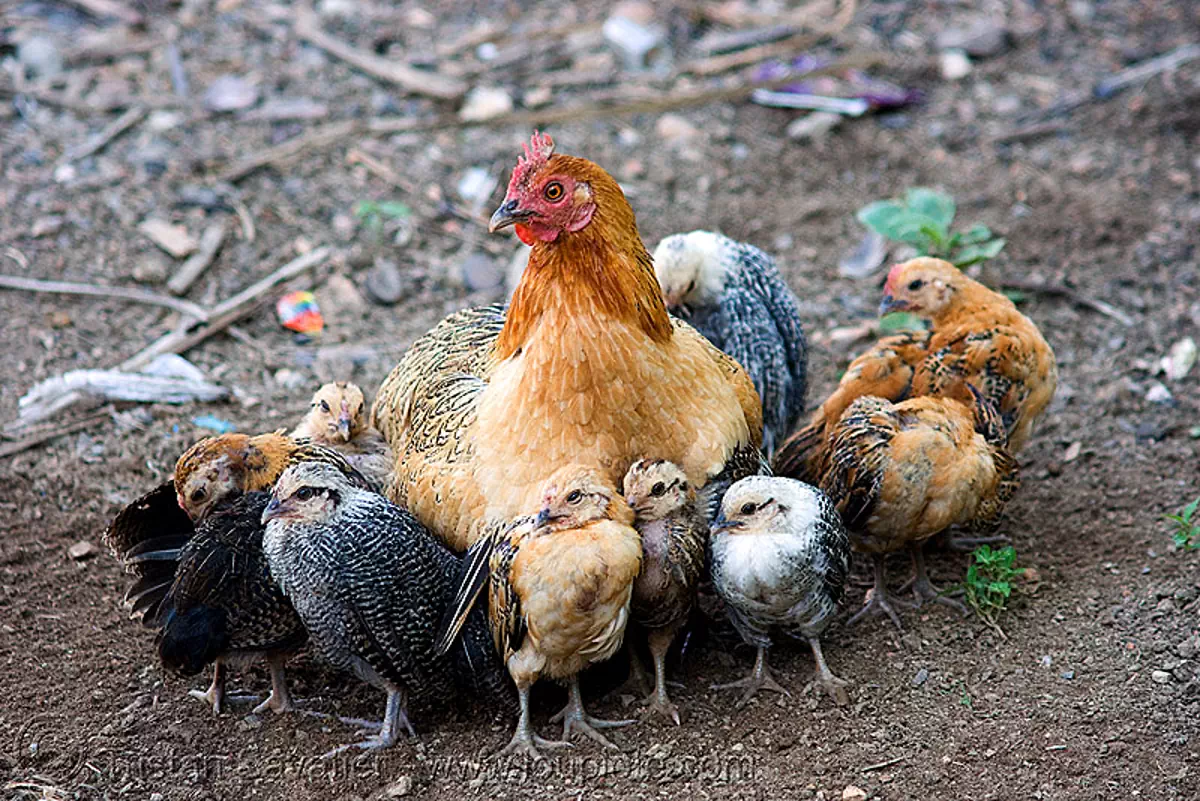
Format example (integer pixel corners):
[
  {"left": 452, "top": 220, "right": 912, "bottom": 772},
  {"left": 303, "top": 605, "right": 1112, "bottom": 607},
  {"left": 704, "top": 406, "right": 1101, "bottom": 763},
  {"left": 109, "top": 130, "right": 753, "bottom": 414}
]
[
  {"left": 1164, "top": 497, "right": 1200, "bottom": 550},
  {"left": 959, "top": 545, "right": 1024, "bottom": 632}
]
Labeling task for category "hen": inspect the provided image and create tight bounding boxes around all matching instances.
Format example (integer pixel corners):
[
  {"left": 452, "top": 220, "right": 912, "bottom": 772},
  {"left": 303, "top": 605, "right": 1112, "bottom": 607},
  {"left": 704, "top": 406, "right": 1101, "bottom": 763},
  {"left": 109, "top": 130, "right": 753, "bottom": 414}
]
[
  {"left": 439, "top": 465, "right": 642, "bottom": 759},
  {"left": 773, "top": 257, "right": 1056, "bottom": 483},
  {"left": 155, "top": 491, "right": 306, "bottom": 715},
  {"left": 653, "top": 230, "right": 808, "bottom": 455},
  {"left": 821, "top": 384, "right": 1019, "bottom": 628},
  {"left": 291, "top": 382, "right": 393, "bottom": 490},
  {"left": 261, "top": 463, "right": 510, "bottom": 756},
  {"left": 710, "top": 476, "right": 850, "bottom": 706},
  {"left": 372, "top": 132, "right": 763, "bottom": 551},
  {"left": 621, "top": 458, "right": 706, "bottom": 725}
]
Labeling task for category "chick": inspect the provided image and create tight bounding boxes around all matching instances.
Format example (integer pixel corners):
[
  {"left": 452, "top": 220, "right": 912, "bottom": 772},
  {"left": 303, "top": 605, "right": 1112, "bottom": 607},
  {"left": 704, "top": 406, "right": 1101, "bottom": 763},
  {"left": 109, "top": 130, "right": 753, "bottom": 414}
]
[
  {"left": 821, "top": 384, "right": 1019, "bottom": 629},
  {"left": 156, "top": 492, "right": 306, "bottom": 715},
  {"left": 621, "top": 459, "right": 706, "bottom": 725},
  {"left": 261, "top": 462, "right": 506, "bottom": 755},
  {"left": 710, "top": 476, "right": 851, "bottom": 706},
  {"left": 440, "top": 465, "right": 642, "bottom": 759},
  {"left": 291, "top": 382, "right": 393, "bottom": 490},
  {"left": 653, "top": 230, "right": 808, "bottom": 455}
]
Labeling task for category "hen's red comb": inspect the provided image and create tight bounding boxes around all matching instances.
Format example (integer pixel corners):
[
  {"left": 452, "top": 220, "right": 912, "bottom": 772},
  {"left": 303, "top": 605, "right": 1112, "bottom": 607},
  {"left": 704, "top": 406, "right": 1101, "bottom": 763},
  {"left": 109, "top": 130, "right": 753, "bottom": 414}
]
[{"left": 506, "top": 131, "right": 555, "bottom": 196}]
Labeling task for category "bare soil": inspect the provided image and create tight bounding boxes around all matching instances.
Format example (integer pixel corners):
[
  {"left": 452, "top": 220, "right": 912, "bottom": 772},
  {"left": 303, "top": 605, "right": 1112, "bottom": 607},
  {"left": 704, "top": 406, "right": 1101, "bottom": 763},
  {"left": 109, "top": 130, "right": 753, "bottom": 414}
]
[{"left": 2, "top": 1, "right": 1199, "bottom": 799}]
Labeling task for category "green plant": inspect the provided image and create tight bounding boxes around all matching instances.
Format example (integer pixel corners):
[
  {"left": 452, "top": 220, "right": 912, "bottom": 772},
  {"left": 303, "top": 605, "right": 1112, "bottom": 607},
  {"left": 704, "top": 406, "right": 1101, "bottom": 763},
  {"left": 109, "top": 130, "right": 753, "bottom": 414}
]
[
  {"left": 858, "top": 188, "right": 1007, "bottom": 268},
  {"left": 353, "top": 199, "right": 411, "bottom": 236},
  {"left": 1164, "top": 497, "right": 1200, "bottom": 550},
  {"left": 960, "top": 545, "right": 1024, "bottom": 631}
]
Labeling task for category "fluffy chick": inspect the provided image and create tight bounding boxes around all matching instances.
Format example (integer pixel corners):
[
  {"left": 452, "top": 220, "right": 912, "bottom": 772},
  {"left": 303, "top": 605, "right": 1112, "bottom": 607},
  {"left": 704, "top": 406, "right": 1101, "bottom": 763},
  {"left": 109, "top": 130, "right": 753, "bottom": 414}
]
[
  {"left": 710, "top": 476, "right": 850, "bottom": 706},
  {"left": 621, "top": 459, "right": 706, "bottom": 725},
  {"left": 261, "top": 463, "right": 506, "bottom": 756},
  {"left": 156, "top": 491, "right": 306, "bottom": 715},
  {"left": 291, "top": 382, "right": 393, "bottom": 490},
  {"left": 653, "top": 231, "right": 808, "bottom": 455},
  {"left": 821, "top": 384, "right": 1019, "bottom": 629},
  {"left": 441, "top": 465, "right": 642, "bottom": 759}
]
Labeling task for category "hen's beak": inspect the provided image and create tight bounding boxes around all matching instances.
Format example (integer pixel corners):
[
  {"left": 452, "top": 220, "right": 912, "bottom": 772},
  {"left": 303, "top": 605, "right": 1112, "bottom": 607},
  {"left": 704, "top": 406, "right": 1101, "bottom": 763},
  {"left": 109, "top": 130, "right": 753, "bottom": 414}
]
[
  {"left": 261, "top": 498, "right": 284, "bottom": 525},
  {"left": 879, "top": 294, "right": 910, "bottom": 315},
  {"left": 489, "top": 199, "right": 534, "bottom": 233}
]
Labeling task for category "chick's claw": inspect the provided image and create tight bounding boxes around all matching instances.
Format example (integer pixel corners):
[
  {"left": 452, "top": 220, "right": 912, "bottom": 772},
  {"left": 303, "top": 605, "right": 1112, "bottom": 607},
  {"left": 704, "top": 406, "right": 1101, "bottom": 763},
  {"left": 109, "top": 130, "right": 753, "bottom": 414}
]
[
  {"left": 551, "top": 679, "right": 635, "bottom": 750},
  {"left": 711, "top": 647, "right": 791, "bottom": 708}
]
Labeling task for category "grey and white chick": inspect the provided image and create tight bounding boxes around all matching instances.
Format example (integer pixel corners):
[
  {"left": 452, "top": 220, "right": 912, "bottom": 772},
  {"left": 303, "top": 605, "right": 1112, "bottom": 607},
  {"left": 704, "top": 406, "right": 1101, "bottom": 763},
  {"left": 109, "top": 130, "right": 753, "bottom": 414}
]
[
  {"left": 261, "top": 462, "right": 509, "bottom": 755},
  {"left": 653, "top": 230, "right": 808, "bottom": 455},
  {"left": 710, "top": 476, "right": 850, "bottom": 707},
  {"left": 622, "top": 459, "right": 707, "bottom": 725},
  {"left": 290, "top": 382, "right": 393, "bottom": 491}
]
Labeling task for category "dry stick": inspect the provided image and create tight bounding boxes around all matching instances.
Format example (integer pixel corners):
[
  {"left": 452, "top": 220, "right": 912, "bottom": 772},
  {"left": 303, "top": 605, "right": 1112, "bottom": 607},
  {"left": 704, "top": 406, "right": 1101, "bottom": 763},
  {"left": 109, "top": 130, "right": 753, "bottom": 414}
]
[
  {"left": 0, "top": 274, "right": 211, "bottom": 321},
  {"left": 62, "top": 0, "right": 143, "bottom": 25},
  {"left": 292, "top": 6, "right": 466, "bottom": 100},
  {"left": 346, "top": 148, "right": 419, "bottom": 194},
  {"left": 217, "top": 120, "right": 357, "bottom": 183},
  {"left": 54, "top": 105, "right": 146, "bottom": 168},
  {"left": 1000, "top": 280, "right": 1135, "bottom": 327},
  {"left": 0, "top": 408, "right": 114, "bottom": 459},
  {"left": 684, "top": 0, "right": 858, "bottom": 76},
  {"left": 861, "top": 755, "right": 907, "bottom": 773},
  {"left": 167, "top": 222, "right": 226, "bottom": 296}
]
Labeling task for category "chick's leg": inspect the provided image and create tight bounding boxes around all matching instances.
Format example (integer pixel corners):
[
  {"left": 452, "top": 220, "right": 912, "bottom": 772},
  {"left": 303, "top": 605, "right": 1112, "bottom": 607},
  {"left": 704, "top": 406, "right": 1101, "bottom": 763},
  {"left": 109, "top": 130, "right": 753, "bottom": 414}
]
[
  {"left": 253, "top": 655, "right": 297, "bottom": 715},
  {"left": 807, "top": 637, "right": 849, "bottom": 705},
  {"left": 189, "top": 660, "right": 226, "bottom": 715},
  {"left": 644, "top": 627, "right": 682, "bottom": 725},
  {"left": 550, "top": 676, "right": 636, "bottom": 749},
  {"left": 497, "top": 680, "right": 571, "bottom": 760},
  {"left": 848, "top": 554, "right": 906, "bottom": 630},
  {"left": 321, "top": 685, "right": 413, "bottom": 759},
  {"left": 907, "top": 546, "right": 968, "bottom": 615},
  {"left": 711, "top": 645, "right": 790, "bottom": 708}
]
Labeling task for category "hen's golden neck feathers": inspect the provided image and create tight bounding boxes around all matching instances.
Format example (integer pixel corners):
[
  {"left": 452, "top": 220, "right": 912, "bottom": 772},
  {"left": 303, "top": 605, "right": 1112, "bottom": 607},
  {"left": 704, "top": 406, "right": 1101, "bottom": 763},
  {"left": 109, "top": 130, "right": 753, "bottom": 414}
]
[{"left": 497, "top": 155, "right": 671, "bottom": 361}]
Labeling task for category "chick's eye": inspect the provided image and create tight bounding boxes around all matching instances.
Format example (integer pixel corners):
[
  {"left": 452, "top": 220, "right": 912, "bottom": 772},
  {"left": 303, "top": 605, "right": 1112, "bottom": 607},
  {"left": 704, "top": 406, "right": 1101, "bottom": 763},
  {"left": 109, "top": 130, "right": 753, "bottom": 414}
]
[
  {"left": 296, "top": 487, "right": 315, "bottom": 501},
  {"left": 190, "top": 488, "right": 207, "bottom": 503},
  {"left": 543, "top": 181, "right": 565, "bottom": 202},
  {"left": 650, "top": 482, "right": 666, "bottom": 497},
  {"left": 319, "top": 400, "right": 331, "bottom": 413},
  {"left": 566, "top": 489, "right": 583, "bottom": 504},
  {"left": 907, "top": 279, "right": 924, "bottom": 291},
  {"left": 740, "top": 502, "right": 757, "bottom": 515}
]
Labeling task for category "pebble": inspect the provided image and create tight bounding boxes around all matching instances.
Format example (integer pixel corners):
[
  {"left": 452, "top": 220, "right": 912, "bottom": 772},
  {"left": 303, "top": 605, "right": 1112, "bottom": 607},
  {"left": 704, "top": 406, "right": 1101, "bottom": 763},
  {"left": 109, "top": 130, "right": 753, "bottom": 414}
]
[
  {"left": 459, "top": 86, "right": 513, "bottom": 122},
  {"left": 139, "top": 219, "right": 197, "bottom": 258},
  {"left": 842, "top": 785, "right": 868, "bottom": 801},
  {"left": 204, "top": 75, "right": 259, "bottom": 112},
  {"left": 912, "top": 668, "right": 929, "bottom": 687},
  {"left": 603, "top": 10, "right": 664, "bottom": 71},
  {"left": 1163, "top": 337, "right": 1197, "bottom": 381},
  {"left": 935, "top": 22, "right": 1011, "bottom": 58},
  {"left": 939, "top": 50, "right": 972, "bottom": 80},
  {"left": 385, "top": 776, "right": 413, "bottom": 797},
  {"left": 1152, "top": 670, "right": 1171, "bottom": 684},
  {"left": 146, "top": 110, "right": 184, "bottom": 132},
  {"left": 274, "top": 368, "right": 309, "bottom": 391},
  {"left": 68, "top": 541, "right": 97, "bottom": 561},
  {"left": 456, "top": 167, "right": 499, "bottom": 208},
  {"left": 18, "top": 35, "right": 63, "bottom": 80},
  {"left": 319, "top": 274, "right": 367, "bottom": 322},
  {"left": 523, "top": 86, "right": 553, "bottom": 108},
  {"left": 132, "top": 253, "right": 170, "bottom": 284},
  {"left": 31, "top": 215, "right": 64, "bottom": 238},
  {"left": 1144, "top": 382, "right": 1173, "bottom": 404},
  {"left": 1060, "top": 670, "right": 1075, "bottom": 680},
  {"left": 787, "top": 111, "right": 843, "bottom": 141},
  {"left": 364, "top": 258, "right": 407, "bottom": 305},
  {"left": 655, "top": 113, "right": 700, "bottom": 144},
  {"left": 459, "top": 251, "right": 503, "bottom": 292}
]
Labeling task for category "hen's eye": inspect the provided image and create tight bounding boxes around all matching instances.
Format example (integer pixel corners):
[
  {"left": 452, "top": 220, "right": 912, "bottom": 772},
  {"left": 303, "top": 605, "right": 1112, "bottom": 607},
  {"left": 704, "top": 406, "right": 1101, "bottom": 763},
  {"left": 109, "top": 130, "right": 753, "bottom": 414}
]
[
  {"left": 319, "top": 400, "right": 331, "bottom": 413},
  {"left": 650, "top": 482, "right": 666, "bottom": 497},
  {"left": 190, "top": 488, "right": 207, "bottom": 503},
  {"left": 740, "top": 502, "right": 757, "bottom": 515},
  {"left": 566, "top": 489, "right": 583, "bottom": 504},
  {"left": 907, "top": 279, "right": 924, "bottom": 291},
  {"left": 296, "top": 487, "right": 316, "bottom": 501},
  {"left": 543, "top": 181, "right": 565, "bottom": 202}
]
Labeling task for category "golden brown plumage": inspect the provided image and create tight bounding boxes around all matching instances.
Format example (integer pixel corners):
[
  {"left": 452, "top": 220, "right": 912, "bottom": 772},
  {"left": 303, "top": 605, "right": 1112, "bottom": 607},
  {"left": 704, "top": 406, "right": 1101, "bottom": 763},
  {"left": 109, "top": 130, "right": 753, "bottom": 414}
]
[
  {"left": 774, "top": 257, "right": 1056, "bottom": 483},
  {"left": 372, "top": 133, "right": 762, "bottom": 552},
  {"left": 621, "top": 459, "right": 706, "bottom": 725},
  {"left": 291, "top": 382, "right": 393, "bottom": 489},
  {"left": 821, "top": 383, "right": 1019, "bottom": 628}
]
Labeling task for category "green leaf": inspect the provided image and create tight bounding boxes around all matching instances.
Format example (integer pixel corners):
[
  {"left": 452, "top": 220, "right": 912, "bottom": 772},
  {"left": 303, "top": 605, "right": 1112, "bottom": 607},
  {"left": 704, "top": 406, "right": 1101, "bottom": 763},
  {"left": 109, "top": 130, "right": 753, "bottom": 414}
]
[
  {"left": 888, "top": 212, "right": 944, "bottom": 250},
  {"left": 879, "top": 312, "right": 926, "bottom": 333},
  {"left": 953, "top": 238, "right": 1007, "bottom": 268},
  {"left": 1002, "top": 289, "right": 1027, "bottom": 304},
  {"left": 856, "top": 201, "right": 909, "bottom": 238},
  {"left": 905, "top": 188, "right": 956, "bottom": 230},
  {"left": 1180, "top": 497, "right": 1200, "bottom": 522},
  {"left": 960, "top": 224, "right": 994, "bottom": 244},
  {"left": 375, "top": 201, "right": 412, "bottom": 219}
]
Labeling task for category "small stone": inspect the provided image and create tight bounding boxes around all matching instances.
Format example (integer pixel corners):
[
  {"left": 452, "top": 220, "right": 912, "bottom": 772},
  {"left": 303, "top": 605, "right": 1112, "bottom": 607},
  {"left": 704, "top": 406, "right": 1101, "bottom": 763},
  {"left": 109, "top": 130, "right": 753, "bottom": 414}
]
[
  {"left": 842, "top": 785, "right": 868, "bottom": 801},
  {"left": 655, "top": 113, "right": 699, "bottom": 144},
  {"left": 48, "top": 310, "right": 72, "bottom": 328},
  {"left": 31, "top": 215, "right": 64, "bottom": 238},
  {"left": 459, "top": 251, "right": 502, "bottom": 292},
  {"left": 319, "top": 274, "right": 367, "bottom": 322},
  {"left": 139, "top": 219, "right": 197, "bottom": 258},
  {"left": 1152, "top": 670, "right": 1171, "bottom": 684},
  {"left": 603, "top": 11, "right": 665, "bottom": 70},
  {"left": 238, "top": 715, "right": 262, "bottom": 730},
  {"left": 203, "top": 75, "right": 259, "bottom": 113},
  {"left": 68, "top": 540, "right": 97, "bottom": 561},
  {"left": 459, "top": 86, "right": 513, "bottom": 122},
  {"left": 146, "top": 110, "right": 184, "bottom": 132},
  {"left": 1063, "top": 441, "right": 1082, "bottom": 462},
  {"left": 787, "top": 111, "right": 843, "bottom": 141},
  {"left": 936, "top": 22, "right": 1011, "bottom": 58},
  {"left": 912, "top": 668, "right": 929, "bottom": 687},
  {"left": 523, "top": 86, "right": 553, "bottom": 108},
  {"left": 1041, "top": 655, "right": 1053, "bottom": 668},
  {"left": 1060, "top": 670, "right": 1075, "bottom": 680},
  {"left": 456, "top": 167, "right": 499, "bottom": 208},
  {"left": 1177, "top": 640, "right": 1197, "bottom": 659},
  {"left": 274, "top": 368, "right": 308, "bottom": 390},
  {"left": 1144, "top": 382, "right": 1173, "bottom": 404},
  {"left": 385, "top": 776, "right": 413, "bottom": 797},
  {"left": 939, "top": 49, "right": 972, "bottom": 80},
  {"left": 364, "top": 258, "right": 406, "bottom": 305},
  {"left": 132, "top": 253, "right": 170, "bottom": 284},
  {"left": 1163, "top": 337, "right": 1197, "bottom": 381},
  {"left": 150, "top": 794, "right": 164, "bottom": 801},
  {"left": 18, "top": 35, "right": 63, "bottom": 81}
]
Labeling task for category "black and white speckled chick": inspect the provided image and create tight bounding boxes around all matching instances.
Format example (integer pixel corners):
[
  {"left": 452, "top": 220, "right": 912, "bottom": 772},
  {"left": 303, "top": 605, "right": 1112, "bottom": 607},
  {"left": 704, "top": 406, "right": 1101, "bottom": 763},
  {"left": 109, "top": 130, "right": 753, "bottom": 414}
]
[
  {"left": 622, "top": 459, "right": 707, "bottom": 725},
  {"left": 710, "top": 476, "right": 850, "bottom": 707},
  {"left": 156, "top": 491, "right": 306, "bottom": 716},
  {"left": 653, "top": 230, "right": 808, "bottom": 455},
  {"left": 261, "top": 462, "right": 509, "bottom": 755}
]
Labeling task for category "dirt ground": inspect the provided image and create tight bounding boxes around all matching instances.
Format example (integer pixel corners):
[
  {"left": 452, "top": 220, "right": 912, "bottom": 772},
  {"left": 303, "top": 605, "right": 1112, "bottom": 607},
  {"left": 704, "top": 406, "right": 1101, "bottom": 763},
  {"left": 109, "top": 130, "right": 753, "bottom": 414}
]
[{"left": 2, "top": 1, "right": 1199, "bottom": 799}]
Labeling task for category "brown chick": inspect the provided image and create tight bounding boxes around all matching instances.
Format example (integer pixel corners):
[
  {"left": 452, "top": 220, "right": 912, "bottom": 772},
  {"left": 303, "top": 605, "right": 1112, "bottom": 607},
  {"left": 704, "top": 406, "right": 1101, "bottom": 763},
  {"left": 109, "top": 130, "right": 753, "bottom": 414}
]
[
  {"left": 621, "top": 459, "right": 706, "bottom": 725},
  {"left": 440, "top": 465, "right": 642, "bottom": 759},
  {"left": 775, "top": 257, "right": 1056, "bottom": 484},
  {"left": 820, "top": 383, "right": 1019, "bottom": 629},
  {"left": 290, "top": 382, "right": 393, "bottom": 490}
]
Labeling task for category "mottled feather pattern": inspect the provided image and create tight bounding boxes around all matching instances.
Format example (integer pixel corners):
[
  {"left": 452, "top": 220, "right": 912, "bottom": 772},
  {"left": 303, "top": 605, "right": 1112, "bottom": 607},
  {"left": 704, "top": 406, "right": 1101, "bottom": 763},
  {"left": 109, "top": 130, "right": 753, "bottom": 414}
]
[{"left": 630, "top": 508, "right": 707, "bottom": 632}]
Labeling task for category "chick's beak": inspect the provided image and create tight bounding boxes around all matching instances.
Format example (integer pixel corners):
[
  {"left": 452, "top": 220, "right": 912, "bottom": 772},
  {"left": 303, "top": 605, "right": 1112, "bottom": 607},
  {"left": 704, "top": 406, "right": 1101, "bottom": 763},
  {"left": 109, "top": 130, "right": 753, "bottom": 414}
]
[
  {"left": 534, "top": 507, "right": 552, "bottom": 528},
  {"left": 711, "top": 511, "right": 744, "bottom": 534},
  {"left": 261, "top": 498, "right": 283, "bottom": 525},
  {"left": 337, "top": 404, "right": 353, "bottom": 442},
  {"left": 489, "top": 199, "right": 534, "bottom": 233},
  {"left": 879, "top": 294, "right": 910, "bottom": 315}
]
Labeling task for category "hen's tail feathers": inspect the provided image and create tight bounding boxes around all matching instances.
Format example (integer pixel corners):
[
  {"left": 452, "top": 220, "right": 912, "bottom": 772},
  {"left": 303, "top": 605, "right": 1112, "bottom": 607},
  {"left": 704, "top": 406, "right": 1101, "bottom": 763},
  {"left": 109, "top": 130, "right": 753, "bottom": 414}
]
[
  {"left": 771, "top": 418, "right": 826, "bottom": 485},
  {"left": 157, "top": 605, "right": 230, "bottom": 676},
  {"left": 434, "top": 534, "right": 496, "bottom": 656},
  {"left": 821, "top": 397, "right": 897, "bottom": 531}
]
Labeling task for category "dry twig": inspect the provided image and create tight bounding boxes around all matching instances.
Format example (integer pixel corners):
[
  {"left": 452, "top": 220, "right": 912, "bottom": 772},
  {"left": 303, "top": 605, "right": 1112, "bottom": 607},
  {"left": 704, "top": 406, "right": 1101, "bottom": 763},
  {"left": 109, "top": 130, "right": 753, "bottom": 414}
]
[
  {"left": 167, "top": 223, "right": 226, "bottom": 296},
  {"left": 62, "top": 0, "right": 143, "bottom": 25},
  {"left": 0, "top": 274, "right": 211, "bottom": 321},
  {"left": 54, "top": 105, "right": 146, "bottom": 168},
  {"left": 0, "top": 408, "right": 114, "bottom": 458},
  {"left": 1000, "top": 280, "right": 1135, "bottom": 327}
]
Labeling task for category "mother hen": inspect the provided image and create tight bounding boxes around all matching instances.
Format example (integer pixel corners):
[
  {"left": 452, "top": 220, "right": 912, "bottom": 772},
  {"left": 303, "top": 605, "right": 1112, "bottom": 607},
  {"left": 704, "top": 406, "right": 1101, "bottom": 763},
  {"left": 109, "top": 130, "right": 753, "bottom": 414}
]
[{"left": 373, "top": 133, "right": 763, "bottom": 551}]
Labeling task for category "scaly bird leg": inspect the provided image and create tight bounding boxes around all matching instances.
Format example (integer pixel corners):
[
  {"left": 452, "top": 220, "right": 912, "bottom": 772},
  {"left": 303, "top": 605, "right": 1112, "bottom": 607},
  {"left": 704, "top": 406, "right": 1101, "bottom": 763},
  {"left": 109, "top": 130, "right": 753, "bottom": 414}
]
[
  {"left": 711, "top": 645, "right": 790, "bottom": 708},
  {"left": 253, "top": 655, "right": 298, "bottom": 715},
  {"left": 550, "top": 676, "right": 636, "bottom": 749},
  {"left": 189, "top": 660, "right": 226, "bottom": 715},
  {"left": 321, "top": 686, "right": 413, "bottom": 759},
  {"left": 620, "top": 642, "right": 652, "bottom": 696},
  {"left": 807, "top": 637, "right": 849, "bottom": 706},
  {"left": 644, "top": 627, "right": 682, "bottom": 725},
  {"left": 906, "top": 546, "right": 968, "bottom": 615},
  {"left": 497, "top": 682, "right": 572, "bottom": 760},
  {"left": 847, "top": 554, "right": 906, "bottom": 630}
]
